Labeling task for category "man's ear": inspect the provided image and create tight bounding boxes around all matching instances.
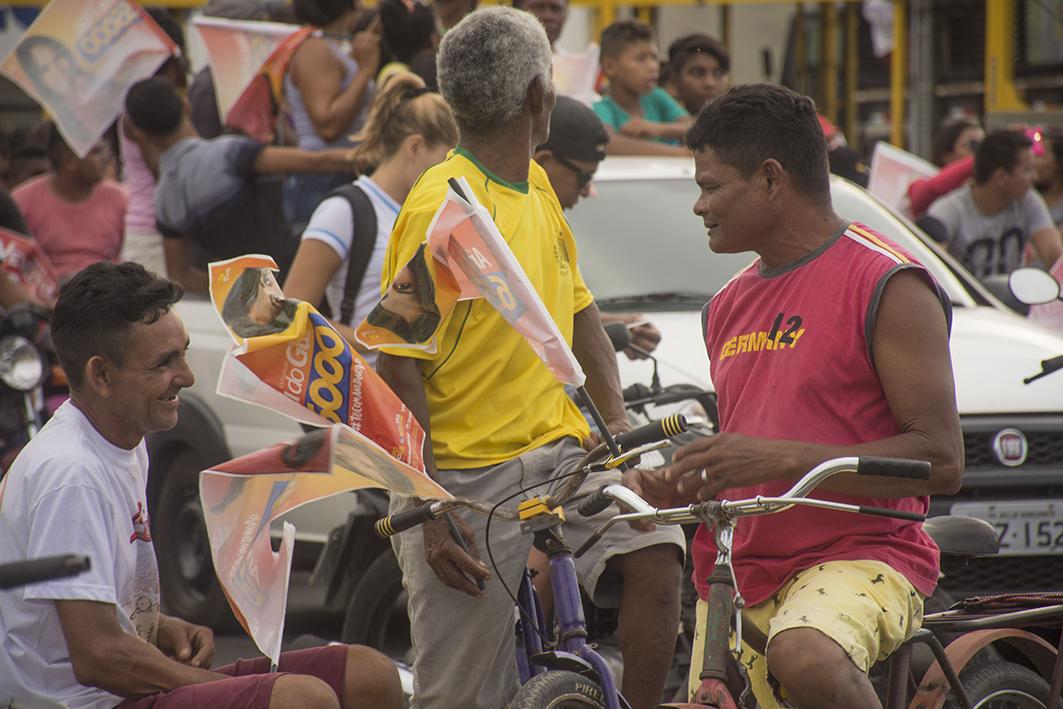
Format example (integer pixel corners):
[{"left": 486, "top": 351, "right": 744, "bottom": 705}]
[
  {"left": 761, "top": 159, "right": 785, "bottom": 199},
  {"left": 526, "top": 75, "right": 547, "bottom": 119},
  {"left": 83, "top": 355, "right": 112, "bottom": 397},
  {"left": 532, "top": 149, "right": 552, "bottom": 166}
]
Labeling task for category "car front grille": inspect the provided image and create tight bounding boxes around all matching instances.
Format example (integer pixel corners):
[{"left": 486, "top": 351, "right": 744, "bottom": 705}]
[{"left": 963, "top": 429, "right": 1063, "bottom": 469}]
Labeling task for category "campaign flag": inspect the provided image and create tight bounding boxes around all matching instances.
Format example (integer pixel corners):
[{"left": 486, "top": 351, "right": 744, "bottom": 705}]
[
  {"left": 0, "top": 0, "right": 176, "bottom": 158},
  {"left": 201, "top": 424, "right": 452, "bottom": 664},
  {"left": 553, "top": 44, "right": 600, "bottom": 107},
  {"left": 0, "top": 227, "right": 59, "bottom": 304},
  {"left": 193, "top": 17, "right": 312, "bottom": 144},
  {"left": 357, "top": 177, "right": 587, "bottom": 387},
  {"left": 867, "top": 142, "right": 939, "bottom": 216},
  {"left": 208, "top": 254, "right": 426, "bottom": 470}
]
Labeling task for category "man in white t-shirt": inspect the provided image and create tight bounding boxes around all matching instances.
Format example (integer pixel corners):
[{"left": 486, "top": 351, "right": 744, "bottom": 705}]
[
  {"left": 925, "top": 129, "right": 1063, "bottom": 280},
  {"left": 0, "top": 262, "right": 401, "bottom": 708}
]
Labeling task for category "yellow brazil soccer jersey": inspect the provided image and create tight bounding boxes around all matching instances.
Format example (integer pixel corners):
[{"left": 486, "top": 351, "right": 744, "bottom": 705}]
[{"left": 380, "top": 147, "right": 593, "bottom": 470}]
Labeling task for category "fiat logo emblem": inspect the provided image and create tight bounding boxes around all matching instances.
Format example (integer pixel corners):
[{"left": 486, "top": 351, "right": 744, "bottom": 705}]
[{"left": 992, "top": 428, "right": 1028, "bottom": 467}]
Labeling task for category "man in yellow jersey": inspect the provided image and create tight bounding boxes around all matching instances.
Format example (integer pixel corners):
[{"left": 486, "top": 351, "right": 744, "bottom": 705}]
[{"left": 376, "top": 8, "right": 684, "bottom": 709}]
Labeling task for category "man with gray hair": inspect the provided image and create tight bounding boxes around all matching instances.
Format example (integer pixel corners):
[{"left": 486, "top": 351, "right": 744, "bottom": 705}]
[{"left": 377, "top": 7, "right": 684, "bottom": 708}]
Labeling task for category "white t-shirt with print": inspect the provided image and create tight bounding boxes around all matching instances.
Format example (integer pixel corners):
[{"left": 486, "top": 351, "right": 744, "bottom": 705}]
[
  {"left": 301, "top": 175, "right": 399, "bottom": 366},
  {"left": 0, "top": 401, "right": 159, "bottom": 709}
]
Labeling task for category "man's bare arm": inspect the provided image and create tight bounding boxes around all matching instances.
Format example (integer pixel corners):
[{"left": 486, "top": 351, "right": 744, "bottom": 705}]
[
  {"left": 56, "top": 600, "right": 224, "bottom": 696},
  {"left": 571, "top": 303, "right": 628, "bottom": 432},
  {"left": 1030, "top": 226, "right": 1063, "bottom": 271}
]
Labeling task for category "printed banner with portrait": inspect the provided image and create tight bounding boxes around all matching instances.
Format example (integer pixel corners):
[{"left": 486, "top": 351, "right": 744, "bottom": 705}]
[
  {"left": 192, "top": 16, "right": 311, "bottom": 144},
  {"left": 0, "top": 227, "right": 59, "bottom": 304},
  {"left": 201, "top": 425, "right": 452, "bottom": 665},
  {"left": 208, "top": 254, "right": 426, "bottom": 470},
  {"left": 0, "top": 0, "right": 176, "bottom": 158},
  {"left": 356, "top": 177, "right": 587, "bottom": 387}
]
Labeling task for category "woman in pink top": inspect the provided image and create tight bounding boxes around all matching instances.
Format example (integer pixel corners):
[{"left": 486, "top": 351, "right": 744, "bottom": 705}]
[{"left": 12, "top": 128, "right": 126, "bottom": 280}]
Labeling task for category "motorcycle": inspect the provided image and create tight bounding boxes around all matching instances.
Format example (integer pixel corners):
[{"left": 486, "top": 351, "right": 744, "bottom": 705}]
[{"left": 0, "top": 303, "right": 58, "bottom": 478}]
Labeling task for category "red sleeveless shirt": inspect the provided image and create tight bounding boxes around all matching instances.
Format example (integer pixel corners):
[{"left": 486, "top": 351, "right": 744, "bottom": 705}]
[{"left": 691, "top": 222, "right": 950, "bottom": 604}]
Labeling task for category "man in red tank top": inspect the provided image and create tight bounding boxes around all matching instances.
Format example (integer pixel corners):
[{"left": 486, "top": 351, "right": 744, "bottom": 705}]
[{"left": 630, "top": 85, "right": 963, "bottom": 708}]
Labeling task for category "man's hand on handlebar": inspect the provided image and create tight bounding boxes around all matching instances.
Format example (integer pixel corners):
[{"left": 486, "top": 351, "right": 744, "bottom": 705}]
[
  {"left": 583, "top": 417, "right": 633, "bottom": 451},
  {"left": 620, "top": 467, "right": 680, "bottom": 530},
  {"left": 423, "top": 511, "right": 491, "bottom": 598},
  {"left": 665, "top": 433, "right": 784, "bottom": 501}
]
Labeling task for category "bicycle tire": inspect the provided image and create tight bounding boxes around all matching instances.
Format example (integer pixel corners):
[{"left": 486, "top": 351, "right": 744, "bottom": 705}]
[
  {"left": 944, "top": 661, "right": 1052, "bottom": 709},
  {"left": 507, "top": 671, "right": 607, "bottom": 709}
]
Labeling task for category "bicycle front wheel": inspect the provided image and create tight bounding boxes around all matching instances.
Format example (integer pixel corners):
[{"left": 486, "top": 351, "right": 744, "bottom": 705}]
[
  {"left": 945, "top": 661, "right": 1052, "bottom": 709},
  {"left": 507, "top": 671, "right": 607, "bottom": 709}
]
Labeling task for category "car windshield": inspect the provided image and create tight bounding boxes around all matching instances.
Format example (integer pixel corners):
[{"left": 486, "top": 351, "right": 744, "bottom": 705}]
[{"left": 567, "top": 174, "right": 977, "bottom": 309}]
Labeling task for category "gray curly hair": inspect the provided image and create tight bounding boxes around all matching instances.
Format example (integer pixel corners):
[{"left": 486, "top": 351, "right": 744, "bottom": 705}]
[{"left": 437, "top": 7, "right": 553, "bottom": 135}]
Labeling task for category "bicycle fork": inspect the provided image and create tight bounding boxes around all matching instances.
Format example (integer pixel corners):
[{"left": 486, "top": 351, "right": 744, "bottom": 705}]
[{"left": 515, "top": 501, "right": 626, "bottom": 709}]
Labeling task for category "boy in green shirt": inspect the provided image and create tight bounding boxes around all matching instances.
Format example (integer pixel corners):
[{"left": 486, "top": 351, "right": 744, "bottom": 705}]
[{"left": 593, "top": 19, "right": 691, "bottom": 156}]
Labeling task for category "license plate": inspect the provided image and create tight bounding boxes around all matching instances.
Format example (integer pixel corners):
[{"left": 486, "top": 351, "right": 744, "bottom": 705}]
[{"left": 950, "top": 501, "right": 1063, "bottom": 555}]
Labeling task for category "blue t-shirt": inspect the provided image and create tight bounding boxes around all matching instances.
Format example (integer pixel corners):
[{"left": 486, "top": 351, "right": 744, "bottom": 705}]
[{"left": 592, "top": 87, "right": 689, "bottom": 144}]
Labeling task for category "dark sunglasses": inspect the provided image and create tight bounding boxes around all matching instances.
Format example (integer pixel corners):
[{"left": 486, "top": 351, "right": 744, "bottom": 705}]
[{"left": 554, "top": 154, "right": 595, "bottom": 188}]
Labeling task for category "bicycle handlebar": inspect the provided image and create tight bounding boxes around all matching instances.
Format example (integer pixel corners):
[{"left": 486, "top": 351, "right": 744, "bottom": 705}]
[
  {"left": 374, "top": 415, "right": 691, "bottom": 538},
  {"left": 0, "top": 554, "right": 90, "bottom": 590},
  {"left": 614, "top": 414, "right": 689, "bottom": 451},
  {"left": 856, "top": 456, "right": 932, "bottom": 480},
  {"left": 572, "top": 455, "right": 931, "bottom": 557}
]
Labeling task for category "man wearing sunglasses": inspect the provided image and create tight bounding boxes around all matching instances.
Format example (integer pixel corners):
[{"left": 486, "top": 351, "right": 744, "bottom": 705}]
[{"left": 534, "top": 96, "right": 662, "bottom": 358}]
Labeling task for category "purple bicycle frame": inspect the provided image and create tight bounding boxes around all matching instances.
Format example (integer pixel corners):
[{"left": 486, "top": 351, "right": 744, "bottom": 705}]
[{"left": 514, "top": 546, "right": 627, "bottom": 709}]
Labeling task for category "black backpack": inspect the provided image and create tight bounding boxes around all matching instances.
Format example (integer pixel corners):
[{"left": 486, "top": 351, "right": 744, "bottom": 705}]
[{"left": 317, "top": 182, "right": 378, "bottom": 324}]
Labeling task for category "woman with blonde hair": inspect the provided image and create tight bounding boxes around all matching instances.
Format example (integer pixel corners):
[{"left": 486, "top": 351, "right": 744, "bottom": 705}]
[{"left": 284, "top": 73, "right": 458, "bottom": 360}]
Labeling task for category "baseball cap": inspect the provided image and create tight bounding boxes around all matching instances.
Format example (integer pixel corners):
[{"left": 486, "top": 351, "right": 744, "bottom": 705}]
[{"left": 539, "top": 96, "right": 609, "bottom": 163}]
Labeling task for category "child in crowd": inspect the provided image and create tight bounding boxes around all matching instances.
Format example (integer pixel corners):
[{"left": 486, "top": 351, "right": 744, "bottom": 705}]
[
  {"left": 593, "top": 19, "right": 690, "bottom": 156},
  {"left": 663, "top": 32, "right": 730, "bottom": 116}
]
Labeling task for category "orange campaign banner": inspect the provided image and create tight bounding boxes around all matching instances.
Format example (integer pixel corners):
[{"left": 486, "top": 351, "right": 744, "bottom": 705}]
[
  {"left": 356, "top": 176, "right": 587, "bottom": 387},
  {"left": 192, "top": 16, "right": 312, "bottom": 144},
  {"left": 201, "top": 425, "right": 452, "bottom": 665},
  {"left": 0, "top": 227, "right": 59, "bottom": 305},
  {"left": 208, "top": 254, "right": 426, "bottom": 470},
  {"left": 0, "top": 0, "right": 176, "bottom": 158}
]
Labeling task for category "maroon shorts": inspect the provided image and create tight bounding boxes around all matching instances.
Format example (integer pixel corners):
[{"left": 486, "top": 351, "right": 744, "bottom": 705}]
[{"left": 115, "top": 644, "right": 347, "bottom": 708}]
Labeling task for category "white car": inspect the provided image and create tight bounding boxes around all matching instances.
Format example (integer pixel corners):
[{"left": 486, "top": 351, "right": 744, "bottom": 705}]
[{"left": 152, "top": 157, "right": 1063, "bottom": 624}]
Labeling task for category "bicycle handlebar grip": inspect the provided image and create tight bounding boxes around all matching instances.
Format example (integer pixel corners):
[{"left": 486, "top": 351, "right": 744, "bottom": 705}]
[
  {"left": 578, "top": 486, "right": 613, "bottom": 518},
  {"left": 375, "top": 502, "right": 437, "bottom": 538},
  {"left": 614, "top": 414, "right": 689, "bottom": 451},
  {"left": 856, "top": 505, "right": 926, "bottom": 523},
  {"left": 0, "top": 554, "right": 90, "bottom": 590},
  {"left": 856, "top": 456, "right": 931, "bottom": 480}
]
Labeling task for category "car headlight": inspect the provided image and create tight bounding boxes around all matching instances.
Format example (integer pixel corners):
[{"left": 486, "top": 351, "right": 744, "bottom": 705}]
[{"left": 0, "top": 336, "right": 44, "bottom": 391}]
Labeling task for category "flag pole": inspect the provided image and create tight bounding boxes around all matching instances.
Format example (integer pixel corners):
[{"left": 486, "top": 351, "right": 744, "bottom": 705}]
[{"left": 575, "top": 386, "right": 625, "bottom": 465}]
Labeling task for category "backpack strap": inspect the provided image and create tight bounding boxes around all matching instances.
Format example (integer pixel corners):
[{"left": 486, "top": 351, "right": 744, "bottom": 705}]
[{"left": 324, "top": 182, "right": 378, "bottom": 325}]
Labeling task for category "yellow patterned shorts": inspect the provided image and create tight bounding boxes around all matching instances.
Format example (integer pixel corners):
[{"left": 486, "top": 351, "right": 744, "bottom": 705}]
[{"left": 688, "top": 559, "right": 925, "bottom": 709}]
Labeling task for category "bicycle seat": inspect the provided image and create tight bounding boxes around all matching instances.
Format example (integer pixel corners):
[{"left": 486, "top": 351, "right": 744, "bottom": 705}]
[{"left": 923, "top": 516, "right": 1000, "bottom": 557}]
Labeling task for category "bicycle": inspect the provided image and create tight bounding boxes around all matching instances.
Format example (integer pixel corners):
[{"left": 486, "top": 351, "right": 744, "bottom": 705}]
[
  {"left": 374, "top": 413, "right": 694, "bottom": 709},
  {"left": 578, "top": 457, "right": 1063, "bottom": 709}
]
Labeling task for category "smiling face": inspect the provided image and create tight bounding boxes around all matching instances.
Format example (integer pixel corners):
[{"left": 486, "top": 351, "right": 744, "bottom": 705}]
[
  {"left": 693, "top": 147, "right": 768, "bottom": 254},
  {"left": 102, "top": 310, "right": 194, "bottom": 442}
]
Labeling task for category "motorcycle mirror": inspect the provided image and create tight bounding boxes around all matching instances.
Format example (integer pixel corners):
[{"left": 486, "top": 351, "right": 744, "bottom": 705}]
[
  {"left": 603, "top": 322, "right": 631, "bottom": 353},
  {"left": 1009, "top": 268, "right": 1061, "bottom": 306}
]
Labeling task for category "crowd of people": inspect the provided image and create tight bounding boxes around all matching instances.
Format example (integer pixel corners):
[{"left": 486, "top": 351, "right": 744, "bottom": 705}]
[{"left": 0, "top": 0, "right": 1060, "bottom": 707}]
